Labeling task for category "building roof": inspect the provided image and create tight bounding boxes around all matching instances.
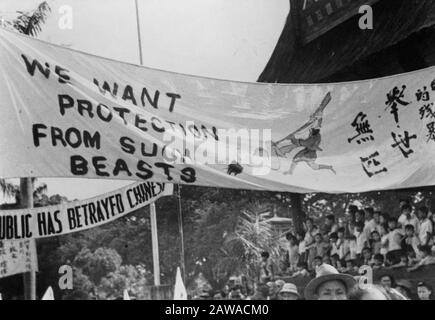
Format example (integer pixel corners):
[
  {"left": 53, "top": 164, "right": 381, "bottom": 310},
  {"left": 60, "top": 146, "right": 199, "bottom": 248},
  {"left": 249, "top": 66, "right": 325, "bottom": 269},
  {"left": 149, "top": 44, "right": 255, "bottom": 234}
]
[{"left": 259, "top": 0, "right": 435, "bottom": 83}]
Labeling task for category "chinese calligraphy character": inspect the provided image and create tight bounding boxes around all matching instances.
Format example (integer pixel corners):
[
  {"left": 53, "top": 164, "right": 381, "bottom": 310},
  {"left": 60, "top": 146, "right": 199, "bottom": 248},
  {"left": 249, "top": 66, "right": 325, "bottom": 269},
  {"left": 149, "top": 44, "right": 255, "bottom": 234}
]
[
  {"left": 419, "top": 103, "right": 435, "bottom": 120},
  {"left": 427, "top": 122, "right": 435, "bottom": 142},
  {"left": 391, "top": 131, "right": 417, "bottom": 158},
  {"left": 348, "top": 112, "right": 375, "bottom": 144},
  {"left": 385, "top": 86, "right": 410, "bottom": 126},
  {"left": 416, "top": 86, "right": 430, "bottom": 102},
  {"left": 360, "top": 151, "right": 388, "bottom": 178}
]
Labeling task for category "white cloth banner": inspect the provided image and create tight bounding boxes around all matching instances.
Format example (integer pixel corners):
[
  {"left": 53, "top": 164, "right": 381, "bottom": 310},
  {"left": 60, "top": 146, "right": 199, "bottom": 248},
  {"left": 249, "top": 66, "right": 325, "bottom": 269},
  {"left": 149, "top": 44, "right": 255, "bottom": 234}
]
[
  {"left": 0, "top": 239, "right": 38, "bottom": 278},
  {"left": 1, "top": 28, "right": 435, "bottom": 193},
  {"left": 0, "top": 182, "right": 172, "bottom": 240},
  {"left": 41, "top": 286, "right": 54, "bottom": 300},
  {"left": 173, "top": 267, "right": 187, "bottom": 300}
]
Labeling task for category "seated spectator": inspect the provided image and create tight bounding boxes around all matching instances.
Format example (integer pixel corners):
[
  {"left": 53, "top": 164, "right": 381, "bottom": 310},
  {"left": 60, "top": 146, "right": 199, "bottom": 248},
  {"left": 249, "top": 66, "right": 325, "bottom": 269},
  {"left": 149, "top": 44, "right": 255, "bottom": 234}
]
[
  {"left": 369, "top": 230, "right": 382, "bottom": 255},
  {"left": 291, "top": 261, "right": 310, "bottom": 278},
  {"left": 401, "top": 224, "right": 420, "bottom": 258},
  {"left": 408, "top": 245, "right": 435, "bottom": 271},
  {"left": 277, "top": 283, "right": 300, "bottom": 301},
  {"left": 359, "top": 247, "right": 373, "bottom": 266},
  {"left": 417, "top": 282, "right": 433, "bottom": 300},
  {"left": 341, "top": 259, "right": 358, "bottom": 274},
  {"left": 383, "top": 217, "right": 404, "bottom": 265},
  {"left": 379, "top": 274, "right": 395, "bottom": 291},
  {"left": 372, "top": 254, "right": 385, "bottom": 270},
  {"left": 418, "top": 206, "right": 433, "bottom": 246},
  {"left": 313, "top": 256, "right": 323, "bottom": 270},
  {"left": 398, "top": 204, "right": 419, "bottom": 232}
]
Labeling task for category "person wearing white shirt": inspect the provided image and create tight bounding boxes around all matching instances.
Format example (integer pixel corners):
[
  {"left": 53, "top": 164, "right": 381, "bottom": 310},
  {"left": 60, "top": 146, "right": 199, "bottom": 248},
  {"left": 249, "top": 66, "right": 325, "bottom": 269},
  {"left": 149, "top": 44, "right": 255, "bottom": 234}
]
[
  {"left": 398, "top": 204, "right": 419, "bottom": 234},
  {"left": 354, "top": 223, "right": 368, "bottom": 256},
  {"left": 418, "top": 206, "right": 433, "bottom": 246},
  {"left": 382, "top": 218, "right": 404, "bottom": 265}
]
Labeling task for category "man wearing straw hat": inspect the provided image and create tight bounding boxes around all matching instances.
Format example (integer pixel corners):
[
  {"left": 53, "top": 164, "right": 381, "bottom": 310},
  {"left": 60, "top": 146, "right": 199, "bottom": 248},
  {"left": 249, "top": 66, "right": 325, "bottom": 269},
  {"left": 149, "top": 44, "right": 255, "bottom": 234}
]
[{"left": 304, "top": 264, "right": 356, "bottom": 300}]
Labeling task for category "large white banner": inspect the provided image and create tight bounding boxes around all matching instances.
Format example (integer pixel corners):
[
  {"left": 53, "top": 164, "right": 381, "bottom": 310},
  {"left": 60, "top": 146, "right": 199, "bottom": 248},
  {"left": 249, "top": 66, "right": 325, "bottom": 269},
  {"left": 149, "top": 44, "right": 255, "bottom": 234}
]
[
  {"left": 1, "top": 28, "right": 435, "bottom": 193},
  {"left": 0, "top": 182, "right": 172, "bottom": 240}
]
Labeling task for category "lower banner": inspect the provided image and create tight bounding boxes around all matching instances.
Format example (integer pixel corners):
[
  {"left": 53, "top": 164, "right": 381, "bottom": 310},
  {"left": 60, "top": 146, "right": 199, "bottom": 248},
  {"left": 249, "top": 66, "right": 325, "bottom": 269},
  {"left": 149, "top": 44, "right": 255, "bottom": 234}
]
[
  {"left": 0, "top": 239, "right": 37, "bottom": 278},
  {"left": 0, "top": 182, "right": 173, "bottom": 240}
]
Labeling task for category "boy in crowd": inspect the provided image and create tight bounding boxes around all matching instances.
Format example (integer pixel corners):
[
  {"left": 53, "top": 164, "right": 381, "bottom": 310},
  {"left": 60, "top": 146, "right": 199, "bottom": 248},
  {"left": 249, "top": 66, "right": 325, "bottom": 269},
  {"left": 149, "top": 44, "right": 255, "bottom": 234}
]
[
  {"left": 417, "top": 282, "right": 433, "bottom": 300},
  {"left": 313, "top": 256, "right": 324, "bottom": 270},
  {"left": 359, "top": 247, "right": 373, "bottom": 267},
  {"left": 336, "top": 228, "right": 348, "bottom": 260},
  {"left": 341, "top": 259, "right": 358, "bottom": 274},
  {"left": 383, "top": 217, "right": 404, "bottom": 265},
  {"left": 370, "top": 230, "right": 383, "bottom": 255},
  {"left": 418, "top": 206, "right": 433, "bottom": 246},
  {"left": 372, "top": 254, "right": 385, "bottom": 270},
  {"left": 401, "top": 224, "right": 420, "bottom": 258},
  {"left": 354, "top": 222, "right": 368, "bottom": 258},
  {"left": 291, "top": 261, "right": 310, "bottom": 278},
  {"left": 363, "top": 207, "right": 377, "bottom": 239},
  {"left": 398, "top": 204, "right": 419, "bottom": 232},
  {"left": 307, "top": 233, "right": 328, "bottom": 268}
]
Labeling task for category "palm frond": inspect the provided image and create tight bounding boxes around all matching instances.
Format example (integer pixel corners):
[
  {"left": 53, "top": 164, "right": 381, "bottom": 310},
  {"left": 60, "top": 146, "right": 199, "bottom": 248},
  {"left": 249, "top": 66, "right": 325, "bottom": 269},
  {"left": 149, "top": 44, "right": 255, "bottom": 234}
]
[
  {"left": 12, "top": 1, "right": 51, "bottom": 37},
  {"left": 0, "top": 179, "right": 19, "bottom": 198}
]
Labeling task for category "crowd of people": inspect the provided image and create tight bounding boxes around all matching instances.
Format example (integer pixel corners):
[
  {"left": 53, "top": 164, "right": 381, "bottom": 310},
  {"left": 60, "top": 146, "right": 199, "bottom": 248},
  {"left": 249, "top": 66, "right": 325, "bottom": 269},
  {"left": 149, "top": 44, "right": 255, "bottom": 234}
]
[
  {"left": 194, "top": 198, "right": 435, "bottom": 300},
  {"left": 280, "top": 200, "right": 435, "bottom": 276}
]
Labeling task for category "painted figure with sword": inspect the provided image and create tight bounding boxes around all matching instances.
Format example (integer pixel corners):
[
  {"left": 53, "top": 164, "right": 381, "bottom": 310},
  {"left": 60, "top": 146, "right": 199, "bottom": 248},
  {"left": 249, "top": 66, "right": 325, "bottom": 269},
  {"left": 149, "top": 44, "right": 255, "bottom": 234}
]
[{"left": 272, "top": 92, "right": 336, "bottom": 175}]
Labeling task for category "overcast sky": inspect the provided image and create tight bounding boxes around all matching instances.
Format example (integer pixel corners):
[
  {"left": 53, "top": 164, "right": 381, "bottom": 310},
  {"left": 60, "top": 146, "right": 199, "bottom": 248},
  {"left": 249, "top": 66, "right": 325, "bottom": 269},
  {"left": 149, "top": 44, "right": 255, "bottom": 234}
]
[{"left": 0, "top": 0, "right": 288, "bottom": 200}]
